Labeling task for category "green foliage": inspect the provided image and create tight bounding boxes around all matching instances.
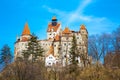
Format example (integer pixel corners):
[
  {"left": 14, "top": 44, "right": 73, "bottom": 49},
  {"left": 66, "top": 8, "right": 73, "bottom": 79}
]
[
  {"left": 0, "top": 44, "right": 12, "bottom": 66},
  {"left": 22, "top": 34, "right": 44, "bottom": 62},
  {"left": 69, "top": 35, "right": 79, "bottom": 74},
  {"left": 69, "top": 35, "right": 78, "bottom": 65}
]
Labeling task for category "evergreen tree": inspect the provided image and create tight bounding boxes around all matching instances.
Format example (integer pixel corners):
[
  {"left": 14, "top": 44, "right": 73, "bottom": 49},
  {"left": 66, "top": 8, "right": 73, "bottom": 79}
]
[
  {"left": 0, "top": 44, "right": 12, "bottom": 66},
  {"left": 23, "top": 34, "right": 44, "bottom": 62},
  {"left": 69, "top": 35, "right": 78, "bottom": 64},
  {"left": 69, "top": 35, "right": 79, "bottom": 73}
]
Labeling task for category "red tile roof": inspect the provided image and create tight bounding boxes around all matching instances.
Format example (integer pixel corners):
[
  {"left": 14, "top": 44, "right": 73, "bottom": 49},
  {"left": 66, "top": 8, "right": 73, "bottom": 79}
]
[
  {"left": 22, "top": 22, "right": 30, "bottom": 35},
  {"left": 47, "top": 23, "right": 60, "bottom": 32},
  {"left": 80, "top": 24, "right": 86, "bottom": 30},
  {"left": 62, "top": 27, "right": 71, "bottom": 34},
  {"left": 54, "top": 34, "right": 60, "bottom": 41}
]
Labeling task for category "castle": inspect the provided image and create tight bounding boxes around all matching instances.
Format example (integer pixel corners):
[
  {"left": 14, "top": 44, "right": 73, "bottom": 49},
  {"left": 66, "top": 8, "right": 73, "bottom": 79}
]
[{"left": 14, "top": 16, "right": 90, "bottom": 66}]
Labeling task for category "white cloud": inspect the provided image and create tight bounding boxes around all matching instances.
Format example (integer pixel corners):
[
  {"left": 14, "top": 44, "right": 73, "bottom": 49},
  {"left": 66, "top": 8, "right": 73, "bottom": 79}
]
[
  {"left": 42, "top": 0, "right": 106, "bottom": 24},
  {"left": 66, "top": 0, "right": 92, "bottom": 24},
  {"left": 42, "top": 0, "right": 118, "bottom": 34},
  {"left": 42, "top": 5, "right": 66, "bottom": 16}
]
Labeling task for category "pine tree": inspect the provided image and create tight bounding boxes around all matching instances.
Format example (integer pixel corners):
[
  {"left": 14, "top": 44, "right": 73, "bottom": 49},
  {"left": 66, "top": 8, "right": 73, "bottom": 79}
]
[
  {"left": 22, "top": 34, "right": 44, "bottom": 62},
  {"left": 0, "top": 44, "right": 12, "bottom": 66},
  {"left": 69, "top": 35, "right": 78, "bottom": 64},
  {"left": 69, "top": 35, "right": 79, "bottom": 73}
]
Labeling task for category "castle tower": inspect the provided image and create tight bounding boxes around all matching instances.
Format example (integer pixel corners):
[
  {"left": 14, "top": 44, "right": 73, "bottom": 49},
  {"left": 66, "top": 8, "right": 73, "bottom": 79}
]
[
  {"left": 80, "top": 24, "right": 88, "bottom": 62},
  {"left": 47, "top": 16, "right": 61, "bottom": 39},
  {"left": 80, "top": 24, "right": 88, "bottom": 41},
  {"left": 14, "top": 22, "right": 31, "bottom": 59},
  {"left": 61, "top": 27, "right": 72, "bottom": 66},
  {"left": 80, "top": 24, "right": 88, "bottom": 33},
  {"left": 21, "top": 22, "right": 31, "bottom": 41},
  {"left": 14, "top": 16, "right": 90, "bottom": 67}
]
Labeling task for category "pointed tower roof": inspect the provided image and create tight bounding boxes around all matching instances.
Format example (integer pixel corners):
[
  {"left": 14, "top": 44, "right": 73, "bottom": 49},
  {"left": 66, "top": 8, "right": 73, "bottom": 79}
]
[
  {"left": 22, "top": 22, "right": 30, "bottom": 35},
  {"left": 62, "top": 27, "right": 71, "bottom": 34},
  {"left": 80, "top": 24, "right": 86, "bottom": 30}
]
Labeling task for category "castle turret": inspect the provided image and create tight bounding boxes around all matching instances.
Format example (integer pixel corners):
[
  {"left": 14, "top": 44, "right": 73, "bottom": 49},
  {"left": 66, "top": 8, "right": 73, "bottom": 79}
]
[
  {"left": 14, "top": 22, "right": 31, "bottom": 59},
  {"left": 80, "top": 24, "right": 88, "bottom": 59},
  {"left": 80, "top": 24, "right": 88, "bottom": 35},
  {"left": 52, "top": 16, "right": 57, "bottom": 26},
  {"left": 22, "top": 22, "right": 30, "bottom": 35},
  {"left": 80, "top": 24, "right": 88, "bottom": 42},
  {"left": 20, "top": 22, "right": 31, "bottom": 41},
  {"left": 47, "top": 16, "right": 61, "bottom": 39}
]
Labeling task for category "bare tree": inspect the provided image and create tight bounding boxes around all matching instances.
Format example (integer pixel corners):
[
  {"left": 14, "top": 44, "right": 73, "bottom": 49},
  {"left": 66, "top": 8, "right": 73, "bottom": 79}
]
[{"left": 88, "top": 33, "right": 112, "bottom": 63}]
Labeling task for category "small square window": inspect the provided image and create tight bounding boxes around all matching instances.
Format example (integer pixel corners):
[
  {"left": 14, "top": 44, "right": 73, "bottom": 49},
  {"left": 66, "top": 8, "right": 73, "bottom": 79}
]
[
  {"left": 64, "top": 43, "right": 66, "bottom": 46},
  {"left": 49, "top": 57, "right": 52, "bottom": 59}
]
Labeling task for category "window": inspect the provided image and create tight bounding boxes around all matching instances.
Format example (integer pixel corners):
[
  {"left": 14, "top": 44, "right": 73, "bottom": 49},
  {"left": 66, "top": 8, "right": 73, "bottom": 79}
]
[
  {"left": 49, "top": 57, "right": 52, "bottom": 59},
  {"left": 64, "top": 43, "right": 66, "bottom": 46}
]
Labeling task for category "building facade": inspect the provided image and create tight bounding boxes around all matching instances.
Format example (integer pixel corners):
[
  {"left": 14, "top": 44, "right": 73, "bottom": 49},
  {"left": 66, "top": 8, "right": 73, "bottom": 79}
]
[{"left": 14, "top": 16, "right": 90, "bottom": 66}]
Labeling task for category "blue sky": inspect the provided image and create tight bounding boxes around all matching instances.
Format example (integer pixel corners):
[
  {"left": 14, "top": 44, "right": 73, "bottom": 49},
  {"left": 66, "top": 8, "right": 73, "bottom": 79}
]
[{"left": 0, "top": 0, "right": 120, "bottom": 53}]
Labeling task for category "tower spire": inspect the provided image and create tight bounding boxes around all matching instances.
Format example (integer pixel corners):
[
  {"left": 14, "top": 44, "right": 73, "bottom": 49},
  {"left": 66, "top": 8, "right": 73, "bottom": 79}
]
[
  {"left": 22, "top": 22, "right": 30, "bottom": 35},
  {"left": 80, "top": 24, "right": 86, "bottom": 30}
]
